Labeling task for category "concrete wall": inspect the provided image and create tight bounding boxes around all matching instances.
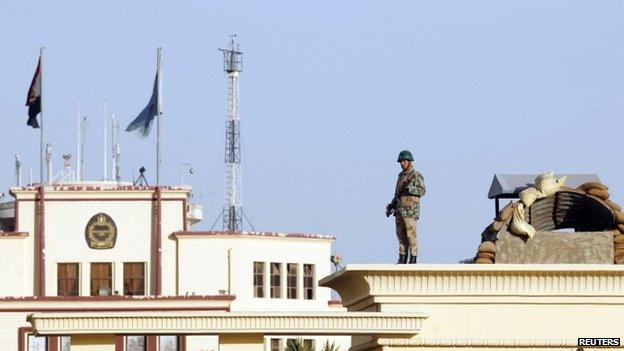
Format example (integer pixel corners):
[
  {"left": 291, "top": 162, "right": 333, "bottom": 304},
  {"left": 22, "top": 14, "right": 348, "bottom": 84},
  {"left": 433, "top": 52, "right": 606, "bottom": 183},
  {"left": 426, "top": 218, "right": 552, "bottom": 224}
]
[
  {"left": 0, "top": 237, "right": 26, "bottom": 296},
  {"left": 177, "top": 235, "right": 334, "bottom": 311}
]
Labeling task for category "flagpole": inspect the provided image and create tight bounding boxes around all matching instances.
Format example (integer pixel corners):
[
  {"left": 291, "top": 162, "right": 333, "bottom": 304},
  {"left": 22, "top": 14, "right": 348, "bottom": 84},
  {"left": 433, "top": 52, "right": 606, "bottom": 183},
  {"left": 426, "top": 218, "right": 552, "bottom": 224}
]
[
  {"left": 156, "top": 47, "right": 162, "bottom": 185},
  {"left": 39, "top": 47, "right": 45, "bottom": 185}
]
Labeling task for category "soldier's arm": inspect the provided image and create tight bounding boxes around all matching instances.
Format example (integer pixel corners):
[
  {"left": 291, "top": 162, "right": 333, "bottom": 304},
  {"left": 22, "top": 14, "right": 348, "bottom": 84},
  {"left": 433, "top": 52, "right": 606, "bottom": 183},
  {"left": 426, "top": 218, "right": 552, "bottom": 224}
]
[{"left": 407, "top": 173, "right": 426, "bottom": 197}]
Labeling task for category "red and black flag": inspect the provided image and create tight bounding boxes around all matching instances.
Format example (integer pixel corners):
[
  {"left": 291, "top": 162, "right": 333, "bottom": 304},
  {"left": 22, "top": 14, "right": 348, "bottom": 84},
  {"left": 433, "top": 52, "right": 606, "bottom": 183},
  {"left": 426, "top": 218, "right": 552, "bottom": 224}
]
[{"left": 25, "top": 55, "right": 42, "bottom": 128}]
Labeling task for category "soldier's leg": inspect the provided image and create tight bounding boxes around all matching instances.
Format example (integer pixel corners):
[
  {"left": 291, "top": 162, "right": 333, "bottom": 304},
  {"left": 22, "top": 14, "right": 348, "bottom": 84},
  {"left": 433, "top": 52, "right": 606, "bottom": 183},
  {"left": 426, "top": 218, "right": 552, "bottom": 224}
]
[
  {"left": 395, "top": 216, "right": 408, "bottom": 255},
  {"left": 405, "top": 217, "right": 418, "bottom": 257}
]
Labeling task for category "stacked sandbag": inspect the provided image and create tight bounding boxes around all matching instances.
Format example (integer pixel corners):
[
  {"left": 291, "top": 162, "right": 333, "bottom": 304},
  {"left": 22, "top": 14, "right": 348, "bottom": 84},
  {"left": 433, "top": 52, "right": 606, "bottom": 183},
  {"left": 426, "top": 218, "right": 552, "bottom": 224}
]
[
  {"left": 480, "top": 202, "right": 514, "bottom": 244},
  {"left": 615, "top": 233, "right": 624, "bottom": 264},
  {"left": 475, "top": 241, "right": 496, "bottom": 264}
]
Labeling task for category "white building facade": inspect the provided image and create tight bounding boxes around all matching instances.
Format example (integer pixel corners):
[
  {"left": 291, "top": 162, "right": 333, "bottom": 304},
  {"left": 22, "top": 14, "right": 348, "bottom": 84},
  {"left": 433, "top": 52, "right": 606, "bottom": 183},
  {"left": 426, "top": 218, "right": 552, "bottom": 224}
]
[{"left": 0, "top": 182, "right": 348, "bottom": 351}]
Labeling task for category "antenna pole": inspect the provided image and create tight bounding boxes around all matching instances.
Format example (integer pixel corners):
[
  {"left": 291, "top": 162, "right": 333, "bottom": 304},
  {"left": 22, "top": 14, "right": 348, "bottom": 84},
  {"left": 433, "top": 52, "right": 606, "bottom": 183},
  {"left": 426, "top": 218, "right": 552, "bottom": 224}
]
[
  {"left": 39, "top": 47, "right": 45, "bottom": 184},
  {"left": 112, "top": 114, "right": 121, "bottom": 182},
  {"left": 15, "top": 154, "right": 22, "bottom": 187},
  {"left": 103, "top": 100, "right": 107, "bottom": 181},
  {"left": 156, "top": 47, "right": 162, "bottom": 185},
  {"left": 219, "top": 35, "right": 243, "bottom": 231},
  {"left": 76, "top": 98, "right": 81, "bottom": 182}
]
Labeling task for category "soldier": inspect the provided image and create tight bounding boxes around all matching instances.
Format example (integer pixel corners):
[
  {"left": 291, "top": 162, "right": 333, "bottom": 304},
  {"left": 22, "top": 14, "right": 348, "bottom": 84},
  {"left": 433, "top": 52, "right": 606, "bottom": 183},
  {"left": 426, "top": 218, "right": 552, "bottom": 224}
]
[{"left": 385, "top": 150, "right": 426, "bottom": 264}]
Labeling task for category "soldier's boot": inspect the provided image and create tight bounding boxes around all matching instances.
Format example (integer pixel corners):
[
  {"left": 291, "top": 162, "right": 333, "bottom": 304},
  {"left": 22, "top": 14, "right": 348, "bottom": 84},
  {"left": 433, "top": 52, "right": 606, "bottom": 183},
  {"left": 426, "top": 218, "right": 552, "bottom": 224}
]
[
  {"left": 397, "top": 254, "right": 408, "bottom": 264},
  {"left": 408, "top": 255, "right": 417, "bottom": 264}
]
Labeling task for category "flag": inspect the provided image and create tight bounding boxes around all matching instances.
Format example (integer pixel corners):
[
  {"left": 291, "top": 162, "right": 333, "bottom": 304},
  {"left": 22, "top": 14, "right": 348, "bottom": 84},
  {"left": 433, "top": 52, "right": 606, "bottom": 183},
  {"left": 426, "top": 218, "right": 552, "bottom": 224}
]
[
  {"left": 25, "top": 56, "right": 42, "bottom": 128},
  {"left": 126, "top": 72, "right": 158, "bottom": 137}
]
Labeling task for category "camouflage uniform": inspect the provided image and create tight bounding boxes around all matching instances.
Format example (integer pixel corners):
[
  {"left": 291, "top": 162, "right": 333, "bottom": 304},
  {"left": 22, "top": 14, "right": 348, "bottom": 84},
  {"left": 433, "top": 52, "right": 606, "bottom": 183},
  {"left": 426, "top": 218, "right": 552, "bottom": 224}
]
[{"left": 392, "top": 167, "right": 426, "bottom": 256}]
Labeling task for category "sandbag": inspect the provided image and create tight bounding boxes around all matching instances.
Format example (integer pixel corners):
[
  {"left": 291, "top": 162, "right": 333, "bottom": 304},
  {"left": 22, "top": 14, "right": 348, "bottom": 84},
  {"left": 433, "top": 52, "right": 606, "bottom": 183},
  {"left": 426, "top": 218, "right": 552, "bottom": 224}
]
[
  {"left": 577, "top": 181, "right": 609, "bottom": 192},
  {"left": 605, "top": 199, "right": 622, "bottom": 212},
  {"left": 618, "top": 224, "right": 624, "bottom": 234},
  {"left": 478, "top": 241, "right": 496, "bottom": 253},
  {"left": 519, "top": 187, "right": 545, "bottom": 207},
  {"left": 477, "top": 252, "right": 495, "bottom": 260},
  {"left": 616, "top": 211, "right": 624, "bottom": 225},
  {"left": 492, "top": 220, "right": 505, "bottom": 232},
  {"left": 587, "top": 188, "right": 610, "bottom": 200},
  {"left": 496, "top": 201, "right": 514, "bottom": 222},
  {"left": 535, "top": 172, "right": 566, "bottom": 196},
  {"left": 475, "top": 258, "right": 493, "bottom": 264},
  {"left": 615, "top": 235, "right": 624, "bottom": 244},
  {"left": 509, "top": 202, "right": 536, "bottom": 238}
]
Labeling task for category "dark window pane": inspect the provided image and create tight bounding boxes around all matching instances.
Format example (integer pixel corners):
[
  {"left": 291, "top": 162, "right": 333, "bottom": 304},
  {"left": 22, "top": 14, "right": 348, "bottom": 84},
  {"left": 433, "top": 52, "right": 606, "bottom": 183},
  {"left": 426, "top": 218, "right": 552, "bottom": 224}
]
[
  {"left": 253, "top": 262, "right": 264, "bottom": 298},
  {"left": 57, "top": 263, "right": 79, "bottom": 296},
  {"left": 124, "top": 262, "right": 145, "bottom": 296},
  {"left": 90, "top": 263, "right": 112, "bottom": 296},
  {"left": 270, "top": 262, "right": 281, "bottom": 298},
  {"left": 287, "top": 263, "right": 298, "bottom": 299},
  {"left": 304, "top": 264, "right": 315, "bottom": 300}
]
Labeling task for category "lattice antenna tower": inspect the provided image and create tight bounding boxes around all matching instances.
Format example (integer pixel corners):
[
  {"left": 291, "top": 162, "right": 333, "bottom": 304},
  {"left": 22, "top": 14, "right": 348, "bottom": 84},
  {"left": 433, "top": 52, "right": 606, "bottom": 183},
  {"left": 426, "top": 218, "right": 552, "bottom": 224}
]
[{"left": 219, "top": 35, "right": 243, "bottom": 231}]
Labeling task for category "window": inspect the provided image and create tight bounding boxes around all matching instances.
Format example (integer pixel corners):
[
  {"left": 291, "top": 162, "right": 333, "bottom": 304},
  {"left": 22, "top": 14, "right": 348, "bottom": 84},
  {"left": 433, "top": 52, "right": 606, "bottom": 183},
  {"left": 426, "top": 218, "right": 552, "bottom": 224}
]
[
  {"left": 304, "top": 264, "right": 315, "bottom": 300},
  {"left": 270, "top": 338, "right": 282, "bottom": 351},
  {"left": 124, "top": 262, "right": 145, "bottom": 296},
  {"left": 253, "top": 262, "right": 265, "bottom": 298},
  {"left": 90, "top": 262, "right": 112, "bottom": 296},
  {"left": 287, "top": 263, "right": 298, "bottom": 299},
  {"left": 127, "top": 336, "right": 145, "bottom": 351},
  {"left": 27, "top": 335, "right": 46, "bottom": 351},
  {"left": 57, "top": 263, "right": 79, "bottom": 296},
  {"left": 60, "top": 336, "right": 71, "bottom": 351},
  {"left": 159, "top": 335, "right": 178, "bottom": 351},
  {"left": 270, "top": 262, "right": 281, "bottom": 298}
]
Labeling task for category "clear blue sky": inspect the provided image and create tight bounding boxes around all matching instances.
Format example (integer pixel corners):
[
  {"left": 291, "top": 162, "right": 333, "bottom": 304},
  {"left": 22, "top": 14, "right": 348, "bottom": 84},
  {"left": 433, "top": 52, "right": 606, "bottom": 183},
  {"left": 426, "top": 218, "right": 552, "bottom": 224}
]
[{"left": 1, "top": 1, "right": 623, "bottom": 264}]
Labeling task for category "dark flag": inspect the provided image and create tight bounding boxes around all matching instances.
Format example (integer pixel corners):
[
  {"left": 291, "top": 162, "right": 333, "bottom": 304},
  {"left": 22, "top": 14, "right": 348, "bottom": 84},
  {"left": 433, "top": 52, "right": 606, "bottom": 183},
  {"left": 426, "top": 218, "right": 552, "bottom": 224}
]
[
  {"left": 126, "top": 72, "right": 158, "bottom": 137},
  {"left": 25, "top": 56, "right": 42, "bottom": 128}
]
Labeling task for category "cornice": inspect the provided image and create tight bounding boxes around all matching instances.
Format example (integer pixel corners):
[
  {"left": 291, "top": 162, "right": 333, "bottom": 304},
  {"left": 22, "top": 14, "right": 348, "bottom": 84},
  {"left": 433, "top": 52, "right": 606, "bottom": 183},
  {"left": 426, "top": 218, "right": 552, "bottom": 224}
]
[
  {"left": 320, "top": 264, "right": 624, "bottom": 309},
  {"left": 28, "top": 311, "right": 426, "bottom": 335}
]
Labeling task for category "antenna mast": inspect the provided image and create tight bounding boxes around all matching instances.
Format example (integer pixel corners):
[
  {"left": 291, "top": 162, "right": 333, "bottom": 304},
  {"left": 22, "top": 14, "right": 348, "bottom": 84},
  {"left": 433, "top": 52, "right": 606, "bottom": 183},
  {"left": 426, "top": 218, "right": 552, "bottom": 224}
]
[
  {"left": 112, "top": 114, "right": 121, "bottom": 182},
  {"left": 103, "top": 99, "right": 108, "bottom": 181},
  {"left": 219, "top": 35, "right": 243, "bottom": 232},
  {"left": 76, "top": 98, "right": 81, "bottom": 181}
]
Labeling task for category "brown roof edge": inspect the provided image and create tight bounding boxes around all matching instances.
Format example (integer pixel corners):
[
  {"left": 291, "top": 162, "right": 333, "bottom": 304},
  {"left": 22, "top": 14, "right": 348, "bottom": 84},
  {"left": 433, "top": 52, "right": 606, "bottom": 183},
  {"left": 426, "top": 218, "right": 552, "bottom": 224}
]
[
  {"left": 172, "top": 230, "right": 336, "bottom": 241},
  {"left": 0, "top": 295, "right": 235, "bottom": 302},
  {"left": 0, "top": 232, "right": 28, "bottom": 238}
]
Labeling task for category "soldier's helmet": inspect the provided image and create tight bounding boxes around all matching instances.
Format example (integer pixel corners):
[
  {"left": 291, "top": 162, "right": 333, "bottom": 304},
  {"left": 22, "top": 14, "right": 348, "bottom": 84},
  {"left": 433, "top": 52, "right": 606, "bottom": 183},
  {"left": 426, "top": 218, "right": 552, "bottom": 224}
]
[{"left": 397, "top": 150, "right": 414, "bottom": 162}]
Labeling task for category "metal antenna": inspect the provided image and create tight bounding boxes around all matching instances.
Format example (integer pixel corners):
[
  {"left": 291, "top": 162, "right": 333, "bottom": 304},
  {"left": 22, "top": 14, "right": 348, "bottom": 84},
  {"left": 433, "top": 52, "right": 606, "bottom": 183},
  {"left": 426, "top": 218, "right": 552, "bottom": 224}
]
[
  {"left": 112, "top": 114, "right": 121, "bottom": 182},
  {"left": 219, "top": 35, "right": 243, "bottom": 232},
  {"left": 15, "top": 154, "right": 22, "bottom": 186},
  {"left": 79, "top": 116, "right": 88, "bottom": 181},
  {"left": 45, "top": 143, "right": 52, "bottom": 184},
  {"left": 103, "top": 99, "right": 108, "bottom": 181},
  {"left": 76, "top": 98, "right": 81, "bottom": 182}
]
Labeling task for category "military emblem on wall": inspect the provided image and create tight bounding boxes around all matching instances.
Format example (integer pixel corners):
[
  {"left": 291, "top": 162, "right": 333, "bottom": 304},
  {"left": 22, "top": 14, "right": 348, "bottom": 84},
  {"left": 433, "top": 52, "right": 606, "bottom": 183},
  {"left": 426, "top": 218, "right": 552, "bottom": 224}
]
[{"left": 85, "top": 213, "right": 117, "bottom": 249}]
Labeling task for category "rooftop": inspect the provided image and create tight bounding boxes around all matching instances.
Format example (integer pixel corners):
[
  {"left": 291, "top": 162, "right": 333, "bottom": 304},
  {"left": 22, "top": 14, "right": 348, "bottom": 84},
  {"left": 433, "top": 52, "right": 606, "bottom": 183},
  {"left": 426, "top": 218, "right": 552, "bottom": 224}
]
[{"left": 488, "top": 173, "right": 601, "bottom": 199}]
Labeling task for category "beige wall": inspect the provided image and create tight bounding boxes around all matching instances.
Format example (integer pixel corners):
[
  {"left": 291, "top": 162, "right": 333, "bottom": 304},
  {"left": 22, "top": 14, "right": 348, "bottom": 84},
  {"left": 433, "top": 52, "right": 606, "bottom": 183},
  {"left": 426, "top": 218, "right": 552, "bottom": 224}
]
[
  {"left": 0, "top": 313, "right": 29, "bottom": 351},
  {"left": 177, "top": 235, "right": 334, "bottom": 311},
  {"left": 45, "top": 200, "right": 153, "bottom": 296},
  {"left": 320, "top": 264, "right": 624, "bottom": 350},
  {"left": 0, "top": 237, "right": 26, "bottom": 296},
  {"left": 70, "top": 334, "right": 115, "bottom": 351},
  {"left": 8, "top": 186, "right": 188, "bottom": 297}
]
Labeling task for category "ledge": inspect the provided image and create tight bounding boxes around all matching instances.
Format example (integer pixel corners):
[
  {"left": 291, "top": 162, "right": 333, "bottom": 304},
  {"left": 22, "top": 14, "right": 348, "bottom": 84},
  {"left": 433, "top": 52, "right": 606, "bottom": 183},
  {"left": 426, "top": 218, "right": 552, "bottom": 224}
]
[
  {"left": 28, "top": 311, "right": 426, "bottom": 335},
  {"left": 0, "top": 232, "right": 28, "bottom": 238},
  {"left": 319, "top": 264, "right": 624, "bottom": 309}
]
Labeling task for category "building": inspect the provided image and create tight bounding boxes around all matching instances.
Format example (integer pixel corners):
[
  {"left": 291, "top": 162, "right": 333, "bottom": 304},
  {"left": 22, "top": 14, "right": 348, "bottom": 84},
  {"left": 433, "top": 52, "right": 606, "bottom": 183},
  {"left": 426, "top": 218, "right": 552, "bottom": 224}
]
[{"left": 0, "top": 182, "right": 349, "bottom": 351}]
